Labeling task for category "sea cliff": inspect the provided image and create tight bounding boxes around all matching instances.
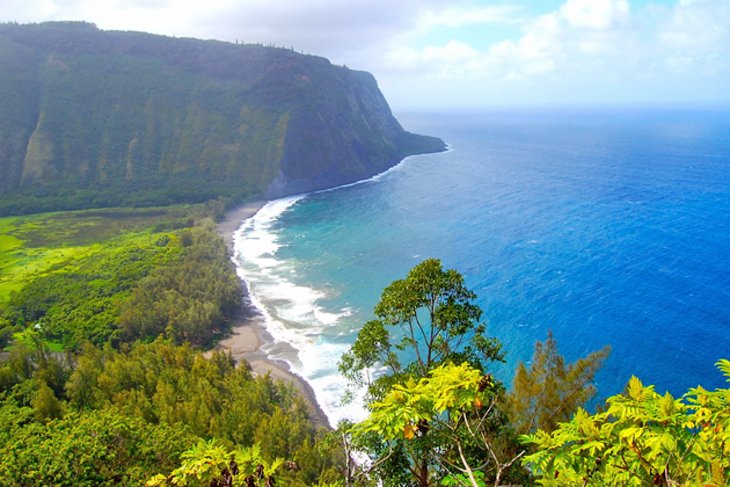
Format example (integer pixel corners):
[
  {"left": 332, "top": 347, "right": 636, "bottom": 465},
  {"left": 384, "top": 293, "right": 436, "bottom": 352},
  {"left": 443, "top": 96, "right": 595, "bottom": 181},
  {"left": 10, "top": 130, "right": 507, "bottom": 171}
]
[{"left": 0, "top": 21, "right": 445, "bottom": 215}]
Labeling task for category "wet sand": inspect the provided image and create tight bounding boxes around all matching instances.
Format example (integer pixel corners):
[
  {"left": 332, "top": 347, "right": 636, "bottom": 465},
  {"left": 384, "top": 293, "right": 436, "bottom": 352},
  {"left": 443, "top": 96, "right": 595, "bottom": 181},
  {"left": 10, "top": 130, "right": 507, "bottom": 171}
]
[{"left": 215, "top": 201, "right": 331, "bottom": 429}]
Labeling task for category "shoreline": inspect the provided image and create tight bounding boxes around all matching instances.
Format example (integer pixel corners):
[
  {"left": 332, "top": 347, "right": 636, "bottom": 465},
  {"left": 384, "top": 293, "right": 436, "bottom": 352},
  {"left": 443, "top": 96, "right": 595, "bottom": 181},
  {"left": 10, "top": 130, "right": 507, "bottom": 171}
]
[{"left": 215, "top": 200, "right": 331, "bottom": 429}]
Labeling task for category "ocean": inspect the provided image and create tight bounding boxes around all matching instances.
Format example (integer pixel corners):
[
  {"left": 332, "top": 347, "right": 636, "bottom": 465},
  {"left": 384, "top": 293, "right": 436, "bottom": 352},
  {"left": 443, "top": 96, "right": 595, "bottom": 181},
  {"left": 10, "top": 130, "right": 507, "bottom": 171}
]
[{"left": 232, "top": 107, "right": 730, "bottom": 426}]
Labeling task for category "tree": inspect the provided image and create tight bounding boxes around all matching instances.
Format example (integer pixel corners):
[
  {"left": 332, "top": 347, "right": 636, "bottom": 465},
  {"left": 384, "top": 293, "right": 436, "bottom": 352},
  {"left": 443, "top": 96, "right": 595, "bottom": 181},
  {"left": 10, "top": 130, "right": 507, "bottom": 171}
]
[
  {"left": 354, "top": 362, "right": 525, "bottom": 487},
  {"left": 339, "top": 259, "right": 503, "bottom": 402},
  {"left": 339, "top": 259, "right": 508, "bottom": 486},
  {"left": 506, "top": 331, "right": 610, "bottom": 436},
  {"left": 0, "top": 407, "right": 195, "bottom": 486},
  {"left": 521, "top": 359, "right": 730, "bottom": 486},
  {"left": 32, "top": 379, "right": 63, "bottom": 421}
]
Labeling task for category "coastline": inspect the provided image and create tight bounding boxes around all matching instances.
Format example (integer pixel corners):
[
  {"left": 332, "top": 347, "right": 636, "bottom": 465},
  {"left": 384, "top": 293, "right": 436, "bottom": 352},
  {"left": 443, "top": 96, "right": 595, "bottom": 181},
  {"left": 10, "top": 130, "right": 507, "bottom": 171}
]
[
  {"left": 212, "top": 152, "right": 447, "bottom": 429},
  {"left": 215, "top": 201, "right": 331, "bottom": 429}
]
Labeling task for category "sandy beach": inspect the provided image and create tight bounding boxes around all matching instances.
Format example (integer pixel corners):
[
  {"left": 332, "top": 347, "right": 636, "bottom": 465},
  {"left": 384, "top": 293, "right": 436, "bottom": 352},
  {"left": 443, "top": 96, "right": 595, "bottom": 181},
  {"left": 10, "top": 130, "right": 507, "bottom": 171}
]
[{"left": 215, "top": 201, "right": 331, "bottom": 429}]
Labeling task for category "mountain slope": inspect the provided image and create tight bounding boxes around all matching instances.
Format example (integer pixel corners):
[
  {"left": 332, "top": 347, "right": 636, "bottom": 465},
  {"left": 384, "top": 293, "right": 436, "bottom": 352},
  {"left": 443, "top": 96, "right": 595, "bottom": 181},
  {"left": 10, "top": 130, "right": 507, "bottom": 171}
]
[{"left": 0, "top": 22, "right": 444, "bottom": 214}]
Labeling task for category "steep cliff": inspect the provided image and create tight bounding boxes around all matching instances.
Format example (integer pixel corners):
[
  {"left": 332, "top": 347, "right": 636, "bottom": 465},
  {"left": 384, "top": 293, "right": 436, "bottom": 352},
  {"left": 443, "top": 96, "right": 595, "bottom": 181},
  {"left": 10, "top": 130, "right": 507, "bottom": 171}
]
[{"left": 0, "top": 22, "right": 444, "bottom": 214}]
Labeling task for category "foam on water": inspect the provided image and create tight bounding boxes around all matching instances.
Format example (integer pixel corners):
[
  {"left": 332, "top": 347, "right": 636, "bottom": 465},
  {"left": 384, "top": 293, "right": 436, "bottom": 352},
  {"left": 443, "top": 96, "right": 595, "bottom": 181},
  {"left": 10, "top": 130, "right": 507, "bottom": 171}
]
[{"left": 233, "top": 197, "right": 367, "bottom": 426}]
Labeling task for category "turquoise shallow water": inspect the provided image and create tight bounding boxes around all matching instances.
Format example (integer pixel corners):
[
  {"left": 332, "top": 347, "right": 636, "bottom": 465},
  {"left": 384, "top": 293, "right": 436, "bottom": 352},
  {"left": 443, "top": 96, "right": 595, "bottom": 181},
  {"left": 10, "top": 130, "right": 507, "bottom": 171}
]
[{"left": 233, "top": 108, "right": 730, "bottom": 425}]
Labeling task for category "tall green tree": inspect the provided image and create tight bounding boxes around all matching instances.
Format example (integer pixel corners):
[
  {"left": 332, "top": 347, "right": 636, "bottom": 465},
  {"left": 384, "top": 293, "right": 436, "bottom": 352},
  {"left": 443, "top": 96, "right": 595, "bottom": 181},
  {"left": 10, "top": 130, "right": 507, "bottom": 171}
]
[
  {"left": 506, "top": 331, "right": 610, "bottom": 436},
  {"left": 32, "top": 380, "right": 63, "bottom": 421},
  {"left": 339, "top": 258, "right": 503, "bottom": 402},
  {"left": 339, "top": 259, "right": 509, "bottom": 486}
]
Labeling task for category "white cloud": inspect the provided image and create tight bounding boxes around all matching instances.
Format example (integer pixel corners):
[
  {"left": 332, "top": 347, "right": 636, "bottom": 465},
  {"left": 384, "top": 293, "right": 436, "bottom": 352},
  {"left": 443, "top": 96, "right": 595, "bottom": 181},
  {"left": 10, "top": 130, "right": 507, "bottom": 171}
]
[
  {"left": 379, "top": 0, "right": 730, "bottom": 106},
  {"left": 559, "top": 0, "right": 630, "bottom": 30},
  {"left": 660, "top": 0, "right": 729, "bottom": 50},
  {"left": 387, "top": 40, "right": 481, "bottom": 80},
  {"left": 418, "top": 4, "right": 522, "bottom": 29}
]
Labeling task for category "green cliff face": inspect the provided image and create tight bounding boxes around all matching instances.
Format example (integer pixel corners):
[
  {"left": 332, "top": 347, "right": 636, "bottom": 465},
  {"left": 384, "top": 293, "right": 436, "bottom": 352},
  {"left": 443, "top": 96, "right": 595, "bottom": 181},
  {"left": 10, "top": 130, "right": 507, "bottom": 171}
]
[{"left": 0, "top": 22, "right": 444, "bottom": 214}]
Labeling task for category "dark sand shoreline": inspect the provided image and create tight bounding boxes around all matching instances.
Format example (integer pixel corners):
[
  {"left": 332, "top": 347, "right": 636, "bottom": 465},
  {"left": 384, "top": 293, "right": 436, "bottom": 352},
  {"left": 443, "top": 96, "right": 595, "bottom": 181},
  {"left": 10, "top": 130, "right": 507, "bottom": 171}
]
[{"left": 215, "top": 201, "right": 331, "bottom": 429}]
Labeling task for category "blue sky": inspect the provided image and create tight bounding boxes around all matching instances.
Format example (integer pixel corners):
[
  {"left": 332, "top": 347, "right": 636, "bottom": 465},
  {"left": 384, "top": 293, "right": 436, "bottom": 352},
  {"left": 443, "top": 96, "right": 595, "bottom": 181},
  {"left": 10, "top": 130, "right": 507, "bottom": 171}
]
[{"left": 3, "top": 0, "right": 729, "bottom": 108}]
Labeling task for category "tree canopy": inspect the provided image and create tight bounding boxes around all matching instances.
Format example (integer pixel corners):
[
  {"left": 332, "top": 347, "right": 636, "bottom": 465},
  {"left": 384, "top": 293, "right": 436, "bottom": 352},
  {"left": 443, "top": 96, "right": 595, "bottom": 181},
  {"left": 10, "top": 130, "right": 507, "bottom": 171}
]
[
  {"left": 506, "top": 331, "right": 610, "bottom": 436},
  {"left": 339, "top": 259, "right": 517, "bottom": 486},
  {"left": 339, "top": 258, "right": 503, "bottom": 402},
  {"left": 6, "top": 246, "right": 724, "bottom": 486}
]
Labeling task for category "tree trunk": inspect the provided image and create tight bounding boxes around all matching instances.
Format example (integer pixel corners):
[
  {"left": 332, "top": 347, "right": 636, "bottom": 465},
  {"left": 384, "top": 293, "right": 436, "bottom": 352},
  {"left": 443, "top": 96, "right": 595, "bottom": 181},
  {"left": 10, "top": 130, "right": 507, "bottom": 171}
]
[{"left": 416, "top": 460, "right": 429, "bottom": 487}]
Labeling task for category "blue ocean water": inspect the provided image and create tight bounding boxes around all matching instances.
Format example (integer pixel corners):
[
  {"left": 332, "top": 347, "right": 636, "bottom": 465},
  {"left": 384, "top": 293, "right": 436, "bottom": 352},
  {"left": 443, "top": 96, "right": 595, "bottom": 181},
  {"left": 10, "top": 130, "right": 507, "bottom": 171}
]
[{"left": 233, "top": 108, "right": 730, "bottom": 425}]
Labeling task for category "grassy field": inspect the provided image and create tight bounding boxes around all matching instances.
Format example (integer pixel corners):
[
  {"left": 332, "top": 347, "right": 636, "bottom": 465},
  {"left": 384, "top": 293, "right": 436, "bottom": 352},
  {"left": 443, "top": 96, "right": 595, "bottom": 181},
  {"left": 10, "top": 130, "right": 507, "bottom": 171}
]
[
  {"left": 0, "top": 205, "right": 204, "bottom": 353},
  {"left": 0, "top": 206, "right": 195, "bottom": 305}
]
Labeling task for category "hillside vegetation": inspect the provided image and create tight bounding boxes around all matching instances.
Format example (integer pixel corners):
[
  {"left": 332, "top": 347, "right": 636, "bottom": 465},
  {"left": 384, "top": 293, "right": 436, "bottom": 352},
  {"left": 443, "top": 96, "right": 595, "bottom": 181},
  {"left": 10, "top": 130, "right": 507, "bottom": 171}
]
[
  {"left": 0, "top": 21, "right": 444, "bottom": 215},
  {"left": 0, "top": 204, "right": 343, "bottom": 484}
]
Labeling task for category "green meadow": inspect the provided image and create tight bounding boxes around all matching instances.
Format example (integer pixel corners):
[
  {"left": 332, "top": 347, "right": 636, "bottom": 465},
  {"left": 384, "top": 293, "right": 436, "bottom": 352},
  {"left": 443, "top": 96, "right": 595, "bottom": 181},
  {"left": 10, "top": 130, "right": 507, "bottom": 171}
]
[
  {"left": 0, "top": 207, "right": 191, "bottom": 305},
  {"left": 0, "top": 205, "right": 244, "bottom": 351}
]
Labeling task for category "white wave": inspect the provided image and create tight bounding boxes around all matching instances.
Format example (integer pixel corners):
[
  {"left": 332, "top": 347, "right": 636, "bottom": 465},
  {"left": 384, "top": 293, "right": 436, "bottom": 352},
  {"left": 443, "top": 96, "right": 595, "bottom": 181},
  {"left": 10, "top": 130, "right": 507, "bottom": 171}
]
[
  {"left": 229, "top": 150, "right": 445, "bottom": 426},
  {"left": 299, "top": 341, "right": 369, "bottom": 426},
  {"left": 234, "top": 196, "right": 305, "bottom": 264},
  {"left": 232, "top": 197, "right": 367, "bottom": 426},
  {"left": 314, "top": 306, "right": 352, "bottom": 326}
]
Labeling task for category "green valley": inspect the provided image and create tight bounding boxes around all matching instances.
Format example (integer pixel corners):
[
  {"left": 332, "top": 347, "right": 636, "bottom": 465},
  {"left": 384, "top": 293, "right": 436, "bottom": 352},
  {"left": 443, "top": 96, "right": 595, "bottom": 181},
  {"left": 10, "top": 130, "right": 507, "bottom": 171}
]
[{"left": 0, "top": 204, "right": 239, "bottom": 350}]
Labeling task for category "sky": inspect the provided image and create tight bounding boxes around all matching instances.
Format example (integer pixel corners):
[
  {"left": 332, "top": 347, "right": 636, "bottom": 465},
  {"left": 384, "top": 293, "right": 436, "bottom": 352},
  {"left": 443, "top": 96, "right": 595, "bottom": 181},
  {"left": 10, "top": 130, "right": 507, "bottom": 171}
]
[{"left": 2, "top": 0, "right": 729, "bottom": 109}]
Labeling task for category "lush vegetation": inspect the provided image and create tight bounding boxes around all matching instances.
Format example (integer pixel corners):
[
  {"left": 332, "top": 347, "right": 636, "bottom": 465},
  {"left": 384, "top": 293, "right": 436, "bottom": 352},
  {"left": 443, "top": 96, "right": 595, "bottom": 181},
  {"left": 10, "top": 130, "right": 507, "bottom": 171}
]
[
  {"left": 0, "top": 205, "right": 240, "bottom": 350},
  {"left": 0, "top": 202, "right": 344, "bottom": 485},
  {"left": 8, "top": 19, "right": 722, "bottom": 487},
  {"left": 506, "top": 331, "right": 610, "bottom": 436},
  {"left": 521, "top": 361, "right": 730, "bottom": 486},
  {"left": 0, "top": 338, "right": 341, "bottom": 485},
  {"left": 0, "top": 21, "right": 444, "bottom": 215},
  {"left": 336, "top": 259, "right": 609, "bottom": 486},
  {"left": 334, "top": 259, "right": 730, "bottom": 486}
]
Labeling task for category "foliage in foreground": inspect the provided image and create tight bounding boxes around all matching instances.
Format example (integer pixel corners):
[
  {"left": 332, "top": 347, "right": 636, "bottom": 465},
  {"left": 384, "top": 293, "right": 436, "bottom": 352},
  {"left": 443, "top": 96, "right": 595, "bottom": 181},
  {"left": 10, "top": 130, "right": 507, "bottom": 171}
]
[
  {"left": 339, "top": 259, "right": 512, "bottom": 486},
  {"left": 147, "top": 440, "right": 286, "bottom": 487},
  {"left": 522, "top": 359, "right": 730, "bottom": 486},
  {"left": 4, "top": 249, "right": 726, "bottom": 486},
  {"left": 353, "top": 362, "right": 524, "bottom": 486},
  {"left": 339, "top": 259, "right": 615, "bottom": 486},
  {"left": 506, "top": 330, "right": 610, "bottom": 436},
  {"left": 339, "top": 259, "right": 504, "bottom": 402},
  {"left": 0, "top": 339, "right": 342, "bottom": 485}
]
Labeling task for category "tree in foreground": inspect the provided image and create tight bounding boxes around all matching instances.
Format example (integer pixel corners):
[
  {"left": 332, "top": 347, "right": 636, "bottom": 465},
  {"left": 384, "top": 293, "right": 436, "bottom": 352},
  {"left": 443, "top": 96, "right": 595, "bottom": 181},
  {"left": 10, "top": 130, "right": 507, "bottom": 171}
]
[
  {"left": 339, "top": 258, "right": 503, "bottom": 403},
  {"left": 521, "top": 359, "right": 730, "bottom": 486},
  {"left": 506, "top": 331, "right": 610, "bottom": 436},
  {"left": 146, "top": 440, "right": 283, "bottom": 487},
  {"left": 148, "top": 439, "right": 343, "bottom": 487},
  {"left": 339, "top": 259, "right": 517, "bottom": 486},
  {"left": 353, "top": 361, "right": 525, "bottom": 486}
]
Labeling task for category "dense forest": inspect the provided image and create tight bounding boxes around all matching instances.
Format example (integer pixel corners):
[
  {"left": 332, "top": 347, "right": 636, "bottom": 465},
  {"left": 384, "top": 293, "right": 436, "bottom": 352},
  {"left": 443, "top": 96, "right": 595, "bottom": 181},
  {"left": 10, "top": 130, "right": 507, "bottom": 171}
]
[
  {"left": 0, "top": 204, "right": 240, "bottom": 350},
  {"left": 0, "top": 204, "right": 344, "bottom": 484},
  {"left": 0, "top": 21, "right": 444, "bottom": 216}
]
